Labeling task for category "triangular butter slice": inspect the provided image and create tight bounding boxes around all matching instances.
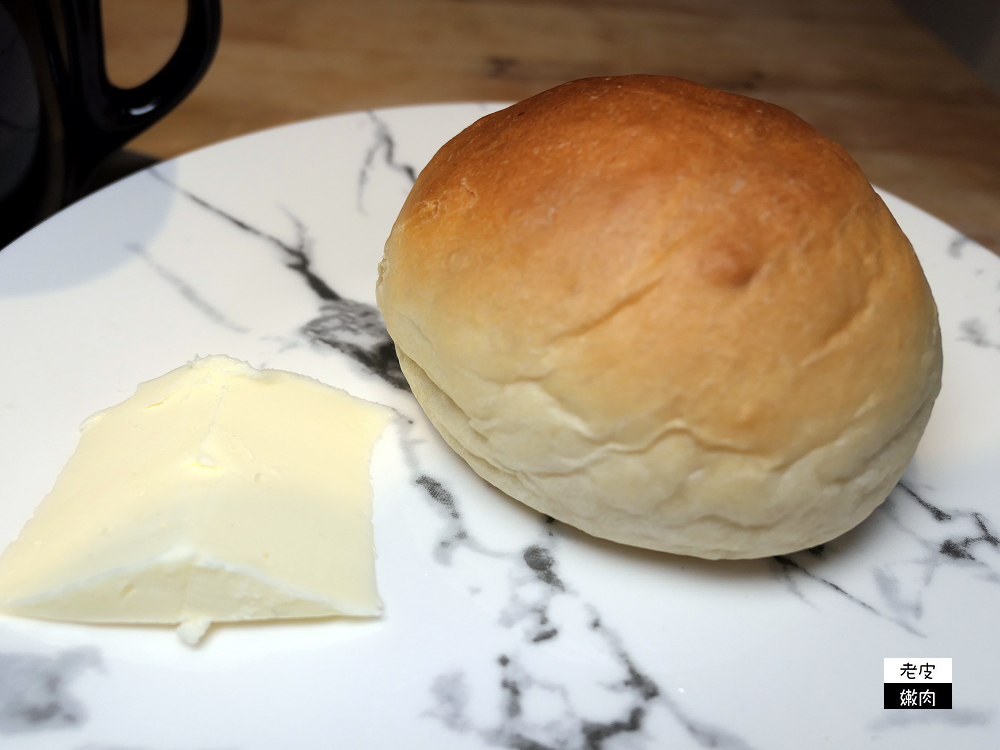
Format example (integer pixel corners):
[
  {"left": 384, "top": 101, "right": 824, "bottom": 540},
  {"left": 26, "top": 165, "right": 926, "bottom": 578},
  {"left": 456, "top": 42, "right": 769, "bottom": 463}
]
[{"left": 0, "top": 355, "right": 396, "bottom": 644}]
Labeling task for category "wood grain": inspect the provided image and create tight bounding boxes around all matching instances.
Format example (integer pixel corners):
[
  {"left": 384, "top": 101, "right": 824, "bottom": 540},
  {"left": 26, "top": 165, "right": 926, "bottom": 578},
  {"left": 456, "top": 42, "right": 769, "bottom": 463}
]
[{"left": 102, "top": 0, "right": 1000, "bottom": 254}]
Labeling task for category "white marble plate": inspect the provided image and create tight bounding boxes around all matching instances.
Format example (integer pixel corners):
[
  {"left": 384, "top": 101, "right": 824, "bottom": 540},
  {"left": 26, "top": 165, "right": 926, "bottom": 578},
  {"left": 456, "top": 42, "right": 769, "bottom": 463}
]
[{"left": 0, "top": 105, "right": 998, "bottom": 750}]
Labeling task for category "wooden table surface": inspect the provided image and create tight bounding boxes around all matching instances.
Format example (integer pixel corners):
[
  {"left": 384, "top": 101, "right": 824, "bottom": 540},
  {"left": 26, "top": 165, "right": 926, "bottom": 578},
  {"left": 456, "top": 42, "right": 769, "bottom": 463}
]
[{"left": 104, "top": 0, "right": 1000, "bottom": 256}]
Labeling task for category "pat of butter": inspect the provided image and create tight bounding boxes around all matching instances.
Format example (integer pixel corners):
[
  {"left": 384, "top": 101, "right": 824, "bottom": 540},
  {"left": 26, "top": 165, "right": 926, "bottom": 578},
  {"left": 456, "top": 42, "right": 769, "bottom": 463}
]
[{"left": 0, "top": 355, "right": 396, "bottom": 644}]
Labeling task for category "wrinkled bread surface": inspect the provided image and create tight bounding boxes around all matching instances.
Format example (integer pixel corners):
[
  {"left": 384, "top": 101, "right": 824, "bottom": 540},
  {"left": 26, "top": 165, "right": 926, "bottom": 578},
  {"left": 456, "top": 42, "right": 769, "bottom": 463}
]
[{"left": 377, "top": 75, "right": 942, "bottom": 559}]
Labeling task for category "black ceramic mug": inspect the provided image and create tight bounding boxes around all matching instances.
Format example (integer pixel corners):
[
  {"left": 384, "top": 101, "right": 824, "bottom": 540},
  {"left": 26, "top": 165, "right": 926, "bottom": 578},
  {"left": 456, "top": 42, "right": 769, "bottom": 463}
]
[{"left": 0, "top": 0, "right": 221, "bottom": 248}]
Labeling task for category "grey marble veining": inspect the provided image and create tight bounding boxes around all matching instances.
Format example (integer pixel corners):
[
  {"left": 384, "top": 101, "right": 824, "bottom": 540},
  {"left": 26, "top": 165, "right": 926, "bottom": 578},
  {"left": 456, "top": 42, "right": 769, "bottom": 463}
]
[
  {"left": 772, "top": 479, "right": 1000, "bottom": 638},
  {"left": 128, "top": 112, "right": 1000, "bottom": 747},
  {"left": 944, "top": 229, "right": 1000, "bottom": 353},
  {"left": 126, "top": 242, "right": 250, "bottom": 334},
  {"left": 0, "top": 648, "right": 100, "bottom": 734},
  {"left": 1, "top": 106, "right": 998, "bottom": 749},
  {"left": 409, "top": 460, "right": 677, "bottom": 747},
  {"left": 358, "top": 111, "right": 418, "bottom": 215},
  {"left": 947, "top": 234, "right": 972, "bottom": 259},
  {"left": 959, "top": 318, "right": 1000, "bottom": 352},
  {"left": 148, "top": 148, "right": 761, "bottom": 747},
  {"left": 413, "top": 478, "right": 756, "bottom": 750},
  {"left": 150, "top": 168, "right": 408, "bottom": 390}
]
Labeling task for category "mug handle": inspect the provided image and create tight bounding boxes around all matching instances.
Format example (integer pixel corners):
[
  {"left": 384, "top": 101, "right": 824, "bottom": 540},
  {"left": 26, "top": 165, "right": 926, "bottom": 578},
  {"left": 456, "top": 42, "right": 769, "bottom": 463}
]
[{"left": 62, "top": 0, "right": 222, "bottom": 197}]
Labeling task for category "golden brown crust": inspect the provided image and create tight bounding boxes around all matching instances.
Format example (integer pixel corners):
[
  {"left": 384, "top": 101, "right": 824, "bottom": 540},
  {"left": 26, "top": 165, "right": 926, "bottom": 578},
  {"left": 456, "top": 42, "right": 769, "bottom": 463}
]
[{"left": 377, "top": 75, "right": 942, "bottom": 558}]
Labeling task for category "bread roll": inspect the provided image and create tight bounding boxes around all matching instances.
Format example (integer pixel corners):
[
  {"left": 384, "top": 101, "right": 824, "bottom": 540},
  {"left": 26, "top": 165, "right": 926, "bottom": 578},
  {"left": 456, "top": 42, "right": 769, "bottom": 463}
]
[{"left": 376, "top": 75, "right": 942, "bottom": 559}]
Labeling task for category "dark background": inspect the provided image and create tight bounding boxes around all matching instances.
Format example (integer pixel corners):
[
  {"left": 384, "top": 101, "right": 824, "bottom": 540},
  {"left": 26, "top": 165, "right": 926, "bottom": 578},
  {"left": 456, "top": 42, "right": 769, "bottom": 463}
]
[{"left": 101, "top": 0, "right": 1000, "bottom": 255}]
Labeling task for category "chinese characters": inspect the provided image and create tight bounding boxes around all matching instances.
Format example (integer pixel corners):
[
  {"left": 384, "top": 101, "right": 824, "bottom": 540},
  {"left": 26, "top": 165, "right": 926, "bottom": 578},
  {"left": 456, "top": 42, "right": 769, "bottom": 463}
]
[
  {"left": 899, "top": 662, "right": 936, "bottom": 680},
  {"left": 898, "top": 688, "right": 936, "bottom": 707}
]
